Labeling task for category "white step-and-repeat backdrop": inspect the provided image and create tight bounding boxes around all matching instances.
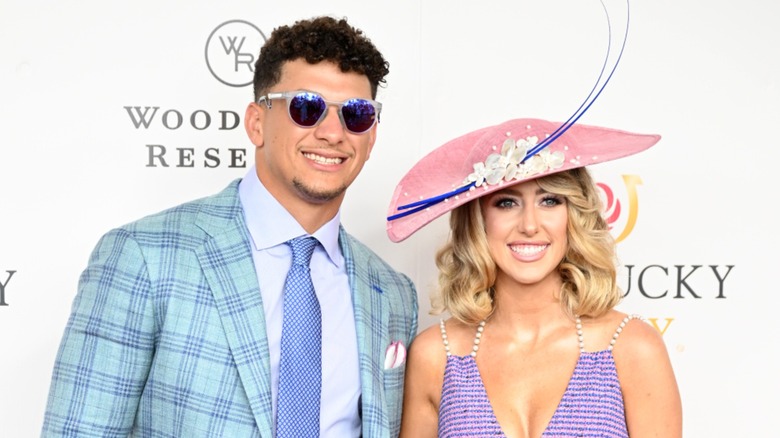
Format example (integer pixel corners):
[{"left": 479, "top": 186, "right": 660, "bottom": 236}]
[{"left": 2, "top": 0, "right": 778, "bottom": 436}]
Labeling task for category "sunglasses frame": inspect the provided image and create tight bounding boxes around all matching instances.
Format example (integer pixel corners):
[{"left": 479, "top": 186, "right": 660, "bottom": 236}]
[{"left": 257, "top": 90, "right": 382, "bottom": 135}]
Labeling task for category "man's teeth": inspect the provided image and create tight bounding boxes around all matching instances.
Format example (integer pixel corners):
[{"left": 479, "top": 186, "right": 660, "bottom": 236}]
[
  {"left": 510, "top": 244, "right": 547, "bottom": 256},
  {"left": 304, "top": 152, "right": 343, "bottom": 165}
]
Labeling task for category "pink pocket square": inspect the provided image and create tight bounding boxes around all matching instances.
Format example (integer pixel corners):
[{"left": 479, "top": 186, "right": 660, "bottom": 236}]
[{"left": 384, "top": 341, "right": 407, "bottom": 369}]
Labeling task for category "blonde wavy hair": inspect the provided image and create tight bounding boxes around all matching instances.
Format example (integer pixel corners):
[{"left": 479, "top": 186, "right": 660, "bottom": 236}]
[{"left": 433, "top": 168, "right": 620, "bottom": 324}]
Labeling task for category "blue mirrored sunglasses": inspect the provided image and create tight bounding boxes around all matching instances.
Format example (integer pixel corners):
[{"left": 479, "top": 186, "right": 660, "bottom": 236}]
[{"left": 257, "top": 90, "right": 382, "bottom": 134}]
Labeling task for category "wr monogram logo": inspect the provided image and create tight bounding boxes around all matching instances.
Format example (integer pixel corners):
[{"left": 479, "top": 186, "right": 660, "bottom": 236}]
[{"left": 205, "top": 20, "right": 266, "bottom": 87}]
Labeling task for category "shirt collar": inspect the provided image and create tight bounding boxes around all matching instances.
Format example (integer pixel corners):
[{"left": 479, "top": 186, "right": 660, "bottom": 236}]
[{"left": 238, "top": 166, "right": 343, "bottom": 268}]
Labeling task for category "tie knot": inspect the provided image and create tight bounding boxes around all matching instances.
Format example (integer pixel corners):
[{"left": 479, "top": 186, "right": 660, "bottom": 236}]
[{"left": 287, "top": 236, "right": 318, "bottom": 266}]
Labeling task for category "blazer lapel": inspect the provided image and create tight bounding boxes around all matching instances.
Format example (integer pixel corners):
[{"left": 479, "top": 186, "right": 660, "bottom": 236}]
[
  {"left": 340, "top": 228, "right": 390, "bottom": 438},
  {"left": 195, "top": 182, "right": 274, "bottom": 437}
]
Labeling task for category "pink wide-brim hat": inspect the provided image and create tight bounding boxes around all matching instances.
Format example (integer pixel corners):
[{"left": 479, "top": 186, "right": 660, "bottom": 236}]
[{"left": 386, "top": 118, "right": 660, "bottom": 243}]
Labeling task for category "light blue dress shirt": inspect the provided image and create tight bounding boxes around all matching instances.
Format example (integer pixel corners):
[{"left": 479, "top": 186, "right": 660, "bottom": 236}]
[{"left": 238, "top": 167, "right": 361, "bottom": 437}]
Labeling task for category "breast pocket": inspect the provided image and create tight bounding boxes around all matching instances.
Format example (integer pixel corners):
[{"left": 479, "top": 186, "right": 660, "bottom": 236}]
[{"left": 383, "top": 364, "right": 406, "bottom": 390}]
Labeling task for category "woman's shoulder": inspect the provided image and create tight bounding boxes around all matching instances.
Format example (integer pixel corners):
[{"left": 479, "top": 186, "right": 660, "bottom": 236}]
[
  {"left": 409, "top": 322, "right": 446, "bottom": 353},
  {"left": 409, "top": 317, "right": 481, "bottom": 360},
  {"left": 406, "top": 320, "right": 447, "bottom": 366},
  {"left": 580, "top": 310, "right": 664, "bottom": 354},
  {"left": 404, "top": 320, "right": 452, "bottom": 388},
  {"left": 586, "top": 310, "right": 671, "bottom": 371},
  {"left": 602, "top": 311, "right": 682, "bottom": 435}
]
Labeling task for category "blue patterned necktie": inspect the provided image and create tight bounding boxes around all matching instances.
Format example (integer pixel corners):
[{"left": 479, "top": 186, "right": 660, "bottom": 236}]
[{"left": 276, "top": 236, "right": 321, "bottom": 438}]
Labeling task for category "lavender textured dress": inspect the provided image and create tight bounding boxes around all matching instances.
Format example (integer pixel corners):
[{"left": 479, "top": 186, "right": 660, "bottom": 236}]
[{"left": 438, "top": 316, "right": 643, "bottom": 437}]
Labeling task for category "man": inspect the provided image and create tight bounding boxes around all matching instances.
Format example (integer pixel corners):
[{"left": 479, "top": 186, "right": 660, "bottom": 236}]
[{"left": 42, "top": 16, "right": 418, "bottom": 437}]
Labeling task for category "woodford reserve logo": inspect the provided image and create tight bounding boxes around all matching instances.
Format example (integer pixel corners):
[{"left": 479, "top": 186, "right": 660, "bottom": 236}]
[
  {"left": 122, "top": 20, "right": 268, "bottom": 168},
  {"left": 124, "top": 106, "right": 249, "bottom": 169},
  {"left": 0, "top": 270, "right": 16, "bottom": 306}
]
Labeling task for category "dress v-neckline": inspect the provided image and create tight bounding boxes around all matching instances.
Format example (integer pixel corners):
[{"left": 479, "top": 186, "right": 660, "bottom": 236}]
[
  {"left": 438, "top": 317, "right": 636, "bottom": 437},
  {"left": 447, "top": 349, "right": 611, "bottom": 437}
]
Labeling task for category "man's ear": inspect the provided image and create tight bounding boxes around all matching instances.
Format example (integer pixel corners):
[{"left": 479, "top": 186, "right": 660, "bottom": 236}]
[{"left": 244, "top": 102, "right": 265, "bottom": 148}]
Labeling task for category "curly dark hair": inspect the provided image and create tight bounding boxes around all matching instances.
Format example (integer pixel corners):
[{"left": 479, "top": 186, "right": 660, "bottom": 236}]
[{"left": 252, "top": 16, "right": 389, "bottom": 101}]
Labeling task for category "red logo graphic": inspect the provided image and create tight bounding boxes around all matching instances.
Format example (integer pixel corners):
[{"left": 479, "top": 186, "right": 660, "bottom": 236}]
[{"left": 597, "top": 175, "right": 642, "bottom": 243}]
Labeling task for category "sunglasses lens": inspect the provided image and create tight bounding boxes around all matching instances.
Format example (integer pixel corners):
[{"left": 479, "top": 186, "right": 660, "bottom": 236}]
[
  {"left": 288, "top": 92, "right": 327, "bottom": 127},
  {"left": 341, "top": 99, "right": 377, "bottom": 133}
]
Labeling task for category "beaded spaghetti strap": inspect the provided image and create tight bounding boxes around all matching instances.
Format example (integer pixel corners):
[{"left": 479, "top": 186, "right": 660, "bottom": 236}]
[
  {"left": 438, "top": 319, "right": 451, "bottom": 356},
  {"left": 608, "top": 314, "right": 646, "bottom": 351},
  {"left": 575, "top": 314, "right": 646, "bottom": 351},
  {"left": 439, "top": 319, "right": 487, "bottom": 357}
]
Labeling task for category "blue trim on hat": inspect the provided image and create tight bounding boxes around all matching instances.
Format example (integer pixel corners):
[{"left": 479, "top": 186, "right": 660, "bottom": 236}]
[{"left": 387, "top": 181, "right": 477, "bottom": 221}]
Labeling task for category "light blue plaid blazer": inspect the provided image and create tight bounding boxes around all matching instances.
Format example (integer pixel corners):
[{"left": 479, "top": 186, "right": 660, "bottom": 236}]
[{"left": 42, "top": 180, "right": 418, "bottom": 437}]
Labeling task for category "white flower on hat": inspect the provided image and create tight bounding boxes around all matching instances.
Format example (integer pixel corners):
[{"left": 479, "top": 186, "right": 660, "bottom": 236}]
[
  {"left": 519, "top": 149, "right": 565, "bottom": 178},
  {"left": 465, "top": 135, "right": 564, "bottom": 188},
  {"left": 541, "top": 149, "right": 565, "bottom": 168},
  {"left": 467, "top": 161, "right": 491, "bottom": 187}
]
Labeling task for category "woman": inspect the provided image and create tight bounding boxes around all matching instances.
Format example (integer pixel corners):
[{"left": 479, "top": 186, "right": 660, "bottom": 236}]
[{"left": 387, "top": 118, "right": 682, "bottom": 437}]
